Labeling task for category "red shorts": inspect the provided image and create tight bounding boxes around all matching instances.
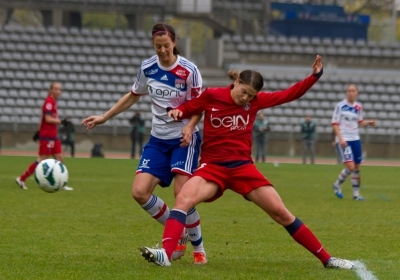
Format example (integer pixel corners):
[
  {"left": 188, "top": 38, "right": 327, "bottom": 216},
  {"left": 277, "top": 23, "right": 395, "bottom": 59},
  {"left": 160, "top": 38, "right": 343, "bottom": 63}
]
[
  {"left": 38, "top": 139, "right": 62, "bottom": 155},
  {"left": 193, "top": 163, "right": 272, "bottom": 202}
]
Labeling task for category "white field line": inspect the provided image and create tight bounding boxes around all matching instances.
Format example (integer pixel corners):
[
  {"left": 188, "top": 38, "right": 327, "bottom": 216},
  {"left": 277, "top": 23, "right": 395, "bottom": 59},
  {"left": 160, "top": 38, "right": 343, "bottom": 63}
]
[{"left": 352, "top": 260, "right": 378, "bottom": 280}]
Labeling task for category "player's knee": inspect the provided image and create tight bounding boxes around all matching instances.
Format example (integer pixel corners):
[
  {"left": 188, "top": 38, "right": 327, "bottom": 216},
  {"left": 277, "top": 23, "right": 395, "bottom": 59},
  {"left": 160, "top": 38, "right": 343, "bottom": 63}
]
[
  {"left": 131, "top": 186, "right": 152, "bottom": 204},
  {"left": 270, "top": 206, "right": 293, "bottom": 225},
  {"left": 175, "top": 193, "right": 195, "bottom": 212},
  {"left": 346, "top": 166, "right": 355, "bottom": 172}
]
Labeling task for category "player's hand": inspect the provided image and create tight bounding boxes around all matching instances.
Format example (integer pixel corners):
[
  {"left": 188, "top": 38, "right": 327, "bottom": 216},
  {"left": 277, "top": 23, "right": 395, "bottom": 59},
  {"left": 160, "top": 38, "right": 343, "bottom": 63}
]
[
  {"left": 312, "top": 55, "right": 322, "bottom": 74},
  {"left": 180, "top": 125, "right": 194, "bottom": 147},
  {"left": 368, "top": 119, "right": 377, "bottom": 127},
  {"left": 81, "top": 115, "right": 106, "bottom": 130},
  {"left": 339, "top": 138, "right": 347, "bottom": 148},
  {"left": 168, "top": 109, "right": 183, "bottom": 121}
]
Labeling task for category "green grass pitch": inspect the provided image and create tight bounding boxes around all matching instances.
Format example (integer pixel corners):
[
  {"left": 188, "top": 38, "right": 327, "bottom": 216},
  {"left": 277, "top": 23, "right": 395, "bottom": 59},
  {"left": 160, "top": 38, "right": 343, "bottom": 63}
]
[{"left": 0, "top": 156, "right": 399, "bottom": 279}]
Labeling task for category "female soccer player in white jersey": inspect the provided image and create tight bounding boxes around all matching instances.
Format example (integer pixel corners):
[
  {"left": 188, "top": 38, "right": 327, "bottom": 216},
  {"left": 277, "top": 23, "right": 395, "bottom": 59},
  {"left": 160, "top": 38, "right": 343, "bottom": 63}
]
[
  {"left": 82, "top": 23, "right": 206, "bottom": 264},
  {"left": 331, "top": 84, "right": 376, "bottom": 201},
  {"left": 139, "top": 55, "right": 354, "bottom": 270}
]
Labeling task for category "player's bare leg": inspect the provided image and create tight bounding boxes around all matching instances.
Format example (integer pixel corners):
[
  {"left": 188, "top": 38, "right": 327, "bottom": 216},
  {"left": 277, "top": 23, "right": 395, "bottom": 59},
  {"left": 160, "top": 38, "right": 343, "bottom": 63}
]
[{"left": 247, "top": 186, "right": 353, "bottom": 269}]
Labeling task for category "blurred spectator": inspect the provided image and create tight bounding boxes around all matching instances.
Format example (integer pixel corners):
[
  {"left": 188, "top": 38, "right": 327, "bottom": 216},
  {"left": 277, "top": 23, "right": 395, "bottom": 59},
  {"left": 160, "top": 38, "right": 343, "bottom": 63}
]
[
  {"left": 252, "top": 113, "right": 270, "bottom": 163},
  {"left": 60, "top": 117, "right": 75, "bottom": 157},
  {"left": 129, "top": 112, "right": 145, "bottom": 159},
  {"left": 300, "top": 114, "right": 316, "bottom": 164}
]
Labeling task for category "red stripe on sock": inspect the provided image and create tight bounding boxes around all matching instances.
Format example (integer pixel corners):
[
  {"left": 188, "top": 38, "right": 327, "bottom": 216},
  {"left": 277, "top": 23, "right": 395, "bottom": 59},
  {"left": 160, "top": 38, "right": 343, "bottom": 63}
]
[
  {"left": 163, "top": 218, "right": 185, "bottom": 259},
  {"left": 152, "top": 203, "right": 167, "bottom": 220},
  {"left": 20, "top": 161, "right": 38, "bottom": 181},
  {"left": 186, "top": 220, "right": 200, "bottom": 228},
  {"left": 291, "top": 224, "right": 331, "bottom": 265}
]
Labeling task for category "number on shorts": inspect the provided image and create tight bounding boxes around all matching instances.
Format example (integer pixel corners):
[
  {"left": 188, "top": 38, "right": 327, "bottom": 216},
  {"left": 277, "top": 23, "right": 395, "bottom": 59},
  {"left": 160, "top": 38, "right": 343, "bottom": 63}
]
[{"left": 343, "top": 146, "right": 352, "bottom": 155}]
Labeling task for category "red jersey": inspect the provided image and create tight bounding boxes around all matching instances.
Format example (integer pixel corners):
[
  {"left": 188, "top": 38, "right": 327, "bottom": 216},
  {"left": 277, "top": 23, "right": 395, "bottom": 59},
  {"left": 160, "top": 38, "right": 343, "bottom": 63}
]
[
  {"left": 177, "top": 73, "right": 320, "bottom": 164},
  {"left": 39, "top": 95, "right": 58, "bottom": 140}
]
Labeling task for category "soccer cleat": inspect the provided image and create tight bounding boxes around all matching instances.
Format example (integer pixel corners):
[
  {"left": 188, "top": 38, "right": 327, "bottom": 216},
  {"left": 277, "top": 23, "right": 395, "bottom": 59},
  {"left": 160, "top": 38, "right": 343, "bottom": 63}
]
[
  {"left": 62, "top": 186, "right": 73, "bottom": 191},
  {"left": 171, "top": 232, "right": 189, "bottom": 261},
  {"left": 332, "top": 184, "right": 343, "bottom": 199},
  {"left": 193, "top": 252, "right": 208, "bottom": 265},
  {"left": 353, "top": 196, "right": 365, "bottom": 201},
  {"left": 15, "top": 177, "right": 28, "bottom": 190},
  {"left": 139, "top": 246, "right": 171, "bottom": 267},
  {"left": 325, "top": 257, "right": 354, "bottom": 269}
]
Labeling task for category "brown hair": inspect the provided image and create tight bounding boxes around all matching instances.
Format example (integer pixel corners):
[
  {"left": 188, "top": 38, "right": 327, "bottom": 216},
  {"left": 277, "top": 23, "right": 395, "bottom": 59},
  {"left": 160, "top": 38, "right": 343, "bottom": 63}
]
[
  {"left": 228, "top": 70, "right": 264, "bottom": 92},
  {"left": 48, "top": 81, "right": 60, "bottom": 92},
  {"left": 151, "top": 23, "right": 180, "bottom": 55},
  {"left": 347, "top": 84, "right": 359, "bottom": 92}
]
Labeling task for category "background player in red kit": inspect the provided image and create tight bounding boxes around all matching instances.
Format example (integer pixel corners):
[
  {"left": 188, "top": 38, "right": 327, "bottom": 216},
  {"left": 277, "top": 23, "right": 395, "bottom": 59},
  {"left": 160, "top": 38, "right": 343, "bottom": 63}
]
[
  {"left": 139, "top": 55, "right": 354, "bottom": 270},
  {"left": 15, "top": 82, "right": 73, "bottom": 191}
]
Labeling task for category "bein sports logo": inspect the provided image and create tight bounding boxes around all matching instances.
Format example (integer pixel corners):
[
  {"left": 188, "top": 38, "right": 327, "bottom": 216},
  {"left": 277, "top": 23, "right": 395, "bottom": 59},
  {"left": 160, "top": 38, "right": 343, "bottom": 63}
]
[{"left": 210, "top": 114, "right": 249, "bottom": 131}]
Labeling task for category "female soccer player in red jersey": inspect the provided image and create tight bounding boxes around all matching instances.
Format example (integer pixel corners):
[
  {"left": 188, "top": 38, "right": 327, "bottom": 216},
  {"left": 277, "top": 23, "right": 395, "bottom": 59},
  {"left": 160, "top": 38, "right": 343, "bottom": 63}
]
[
  {"left": 82, "top": 23, "right": 206, "bottom": 263},
  {"left": 139, "top": 55, "right": 354, "bottom": 269},
  {"left": 15, "top": 82, "right": 73, "bottom": 191}
]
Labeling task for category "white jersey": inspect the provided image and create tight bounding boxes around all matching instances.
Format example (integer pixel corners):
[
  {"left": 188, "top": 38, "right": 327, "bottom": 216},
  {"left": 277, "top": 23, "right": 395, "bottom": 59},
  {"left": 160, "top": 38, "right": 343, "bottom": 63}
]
[
  {"left": 131, "top": 55, "right": 202, "bottom": 139},
  {"left": 331, "top": 99, "right": 363, "bottom": 142}
]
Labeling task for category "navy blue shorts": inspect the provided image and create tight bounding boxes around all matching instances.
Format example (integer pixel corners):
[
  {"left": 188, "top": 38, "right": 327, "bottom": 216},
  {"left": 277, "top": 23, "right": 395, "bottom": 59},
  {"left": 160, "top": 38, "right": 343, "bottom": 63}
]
[
  {"left": 136, "top": 132, "right": 202, "bottom": 187},
  {"left": 336, "top": 140, "right": 363, "bottom": 164}
]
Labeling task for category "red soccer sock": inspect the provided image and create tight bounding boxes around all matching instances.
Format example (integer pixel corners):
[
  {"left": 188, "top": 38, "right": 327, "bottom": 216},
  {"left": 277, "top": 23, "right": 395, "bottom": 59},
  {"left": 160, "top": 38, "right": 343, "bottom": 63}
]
[
  {"left": 291, "top": 223, "right": 331, "bottom": 265},
  {"left": 162, "top": 210, "right": 187, "bottom": 259},
  {"left": 20, "top": 161, "right": 39, "bottom": 181}
]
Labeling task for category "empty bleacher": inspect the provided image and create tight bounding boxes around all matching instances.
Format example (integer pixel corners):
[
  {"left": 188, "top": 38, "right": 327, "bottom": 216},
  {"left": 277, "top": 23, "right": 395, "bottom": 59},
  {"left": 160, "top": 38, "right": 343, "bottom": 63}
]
[
  {"left": 222, "top": 33, "right": 400, "bottom": 69},
  {"left": 0, "top": 26, "right": 154, "bottom": 130},
  {"left": 1, "top": 26, "right": 400, "bottom": 141}
]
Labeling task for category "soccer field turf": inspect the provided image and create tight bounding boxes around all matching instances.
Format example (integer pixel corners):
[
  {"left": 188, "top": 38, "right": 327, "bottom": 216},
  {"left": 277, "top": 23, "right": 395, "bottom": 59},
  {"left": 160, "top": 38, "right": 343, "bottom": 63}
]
[{"left": 1, "top": 156, "right": 399, "bottom": 279}]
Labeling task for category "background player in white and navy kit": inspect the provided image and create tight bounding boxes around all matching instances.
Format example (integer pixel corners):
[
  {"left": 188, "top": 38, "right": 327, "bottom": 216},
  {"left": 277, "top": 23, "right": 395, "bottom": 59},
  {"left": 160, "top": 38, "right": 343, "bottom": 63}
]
[
  {"left": 82, "top": 23, "right": 207, "bottom": 264},
  {"left": 331, "top": 84, "right": 376, "bottom": 200}
]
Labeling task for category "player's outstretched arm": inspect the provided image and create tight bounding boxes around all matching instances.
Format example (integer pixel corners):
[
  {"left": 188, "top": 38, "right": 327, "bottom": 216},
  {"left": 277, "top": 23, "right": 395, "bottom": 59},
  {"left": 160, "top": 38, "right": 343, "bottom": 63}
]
[
  {"left": 82, "top": 92, "right": 140, "bottom": 130},
  {"left": 359, "top": 119, "right": 377, "bottom": 127},
  {"left": 257, "top": 55, "right": 323, "bottom": 109}
]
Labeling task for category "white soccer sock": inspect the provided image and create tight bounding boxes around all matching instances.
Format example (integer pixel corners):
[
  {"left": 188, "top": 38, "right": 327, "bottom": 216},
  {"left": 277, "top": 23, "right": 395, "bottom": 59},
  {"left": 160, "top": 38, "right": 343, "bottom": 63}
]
[
  {"left": 186, "top": 207, "right": 205, "bottom": 253},
  {"left": 141, "top": 194, "right": 170, "bottom": 225},
  {"left": 351, "top": 170, "right": 360, "bottom": 197},
  {"left": 334, "top": 168, "right": 351, "bottom": 190}
]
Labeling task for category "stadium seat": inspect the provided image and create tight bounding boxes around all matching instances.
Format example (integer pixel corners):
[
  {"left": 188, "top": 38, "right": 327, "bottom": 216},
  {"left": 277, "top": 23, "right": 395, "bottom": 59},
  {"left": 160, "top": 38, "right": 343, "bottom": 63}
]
[
  {"left": 390, "top": 94, "right": 400, "bottom": 103},
  {"left": 99, "top": 74, "right": 111, "bottom": 84},
  {"left": 326, "top": 46, "right": 337, "bottom": 55},
  {"left": 370, "top": 48, "right": 382, "bottom": 58},
  {"left": 359, "top": 47, "right": 370, "bottom": 57},
  {"left": 346, "top": 47, "right": 358, "bottom": 57},
  {"left": 355, "top": 39, "right": 366, "bottom": 47},
  {"left": 298, "top": 36, "right": 309, "bottom": 45},
  {"left": 333, "top": 38, "right": 343, "bottom": 46}
]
